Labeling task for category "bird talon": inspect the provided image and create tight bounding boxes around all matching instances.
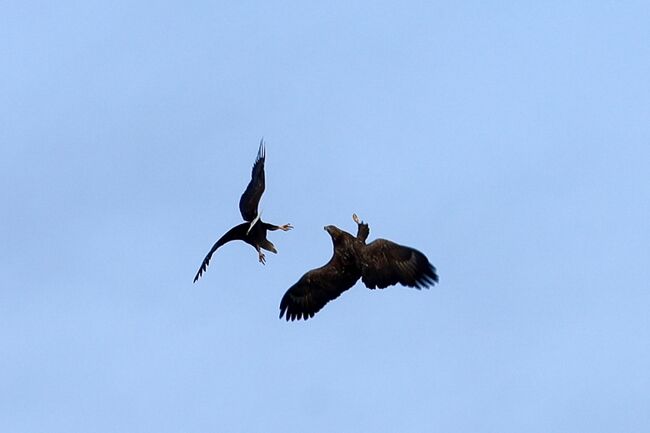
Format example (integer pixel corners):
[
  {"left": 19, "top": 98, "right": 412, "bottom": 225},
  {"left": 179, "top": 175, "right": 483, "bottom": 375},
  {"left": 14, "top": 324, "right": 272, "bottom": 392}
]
[
  {"left": 352, "top": 213, "right": 361, "bottom": 224},
  {"left": 282, "top": 223, "right": 294, "bottom": 231}
]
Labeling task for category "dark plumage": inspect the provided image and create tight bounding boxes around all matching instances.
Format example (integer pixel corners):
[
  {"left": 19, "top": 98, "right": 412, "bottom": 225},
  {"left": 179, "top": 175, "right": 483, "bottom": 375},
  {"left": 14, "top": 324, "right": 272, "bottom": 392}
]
[
  {"left": 279, "top": 214, "right": 438, "bottom": 321},
  {"left": 193, "top": 140, "right": 292, "bottom": 283},
  {"left": 238, "top": 143, "right": 265, "bottom": 223}
]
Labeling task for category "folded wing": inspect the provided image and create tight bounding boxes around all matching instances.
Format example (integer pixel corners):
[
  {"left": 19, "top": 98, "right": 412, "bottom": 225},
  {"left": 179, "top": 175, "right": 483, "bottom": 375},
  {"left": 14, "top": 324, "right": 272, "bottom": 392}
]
[
  {"left": 239, "top": 139, "right": 266, "bottom": 222},
  {"left": 360, "top": 239, "right": 438, "bottom": 289}
]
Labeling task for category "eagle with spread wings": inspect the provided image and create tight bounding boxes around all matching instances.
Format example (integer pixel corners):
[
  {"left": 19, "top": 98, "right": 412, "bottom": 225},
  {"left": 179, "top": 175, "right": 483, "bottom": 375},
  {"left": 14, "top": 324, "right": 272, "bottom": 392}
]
[
  {"left": 279, "top": 214, "right": 438, "bottom": 321},
  {"left": 193, "top": 140, "right": 292, "bottom": 283}
]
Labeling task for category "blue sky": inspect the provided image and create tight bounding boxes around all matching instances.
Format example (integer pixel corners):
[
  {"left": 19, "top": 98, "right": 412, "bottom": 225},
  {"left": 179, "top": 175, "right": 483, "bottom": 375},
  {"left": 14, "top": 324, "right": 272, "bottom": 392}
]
[{"left": 2, "top": 1, "right": 649, "bottom": 432}]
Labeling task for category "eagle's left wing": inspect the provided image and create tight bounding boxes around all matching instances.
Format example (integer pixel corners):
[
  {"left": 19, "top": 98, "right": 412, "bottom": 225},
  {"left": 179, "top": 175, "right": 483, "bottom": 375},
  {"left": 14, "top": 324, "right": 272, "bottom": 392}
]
[
  {"left": 239, "top": 139, "right": 265, "bottom": 222},
  {"left": 359, "top": 239, "right": 438, "bottom": 289}
]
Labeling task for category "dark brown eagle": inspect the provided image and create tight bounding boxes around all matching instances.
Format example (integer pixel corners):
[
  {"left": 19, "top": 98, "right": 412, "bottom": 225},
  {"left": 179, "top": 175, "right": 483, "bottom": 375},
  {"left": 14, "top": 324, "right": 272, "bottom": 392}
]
[
  {"left": 193, "top": 140, "right": 292, "bottom": 283},
  {"left": 279, "top": 214, "right": 438, "bottom": 321}
]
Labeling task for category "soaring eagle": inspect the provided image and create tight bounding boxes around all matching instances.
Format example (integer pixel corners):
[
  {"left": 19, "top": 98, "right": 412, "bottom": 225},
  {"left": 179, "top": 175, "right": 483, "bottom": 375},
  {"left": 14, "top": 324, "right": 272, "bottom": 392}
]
[
  {"left": 193, "top": 140, "right": 292, "bottom": 283},
  {"left": 279, "top": 214, "right": 438, "bottom": 321}
]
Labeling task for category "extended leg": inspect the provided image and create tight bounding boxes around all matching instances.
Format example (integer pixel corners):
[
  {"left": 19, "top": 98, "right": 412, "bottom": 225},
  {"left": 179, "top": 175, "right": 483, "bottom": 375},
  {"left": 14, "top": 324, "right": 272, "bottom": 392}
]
[
  {"left": 264, "top": 222, "right": 293, "bottom": 231},
  {"left": 256, "top": 245, "right": 266, "bottom": 265},
  {"left": 352, "top": 213, "right": 369, "bottom": 242}
]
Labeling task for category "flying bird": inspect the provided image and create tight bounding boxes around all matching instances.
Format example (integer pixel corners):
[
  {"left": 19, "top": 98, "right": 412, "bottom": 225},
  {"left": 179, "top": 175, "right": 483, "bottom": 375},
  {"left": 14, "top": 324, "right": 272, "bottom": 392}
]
[
  {"left": 279, "top": 214, "right": 438, "bottom": 321},
  {"left": 193, "top": 140, "right": 292, "bottom": 283}
]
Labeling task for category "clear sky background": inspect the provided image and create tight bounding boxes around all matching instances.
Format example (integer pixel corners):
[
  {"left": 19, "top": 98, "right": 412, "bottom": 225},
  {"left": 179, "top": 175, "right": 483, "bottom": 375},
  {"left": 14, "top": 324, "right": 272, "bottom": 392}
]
[{"left": 2, "top": 1, "right": 649, "bottom": 432}]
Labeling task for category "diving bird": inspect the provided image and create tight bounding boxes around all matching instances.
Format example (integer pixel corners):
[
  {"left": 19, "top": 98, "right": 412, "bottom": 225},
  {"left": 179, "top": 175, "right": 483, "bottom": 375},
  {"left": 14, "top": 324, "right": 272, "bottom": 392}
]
[
  {"left": 193, "top": 140, "right": 292, "bottom": 283},
  {"left": 279, "top": 214, "right": 438, "bottom": 321}
]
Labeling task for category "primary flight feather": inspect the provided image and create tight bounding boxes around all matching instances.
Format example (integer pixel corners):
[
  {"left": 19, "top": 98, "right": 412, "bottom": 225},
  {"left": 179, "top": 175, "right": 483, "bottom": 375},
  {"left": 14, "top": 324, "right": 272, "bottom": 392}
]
[{"left": 279, "top": 214, "right": 437, "bottom": 321}]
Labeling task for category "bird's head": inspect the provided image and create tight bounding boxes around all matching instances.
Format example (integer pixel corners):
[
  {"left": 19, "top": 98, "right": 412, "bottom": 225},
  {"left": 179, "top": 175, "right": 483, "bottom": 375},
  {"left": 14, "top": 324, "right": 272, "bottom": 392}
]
[{"left": 324, "top": 225, "right": 343, "bottom": 240}]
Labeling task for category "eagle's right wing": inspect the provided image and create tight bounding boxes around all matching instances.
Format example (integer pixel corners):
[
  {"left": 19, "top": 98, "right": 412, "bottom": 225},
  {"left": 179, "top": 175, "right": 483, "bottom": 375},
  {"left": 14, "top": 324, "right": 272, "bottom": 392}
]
[
  {"left": 279, "top": 263, "right": 360, "bottom": 321},
  {"left": 193, "top": 223, "right": 248, "bottom": 283}
]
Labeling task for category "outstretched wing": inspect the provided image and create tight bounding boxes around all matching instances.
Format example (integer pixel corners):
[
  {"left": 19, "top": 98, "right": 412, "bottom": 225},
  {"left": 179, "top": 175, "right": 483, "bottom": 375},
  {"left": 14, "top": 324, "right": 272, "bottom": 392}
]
[
  {"left": 193, "top": 223, "right": 248, "bottom": 282},
  {"left": 239, "top": 140, "right": 265, "bottom": 222},
  {"left": 360, "top": 239, "right": 438, "bottom": 289},
  {"left": 279, "top": 264, "right": 360, "bottom": 321}
]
